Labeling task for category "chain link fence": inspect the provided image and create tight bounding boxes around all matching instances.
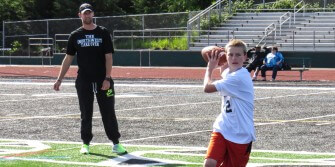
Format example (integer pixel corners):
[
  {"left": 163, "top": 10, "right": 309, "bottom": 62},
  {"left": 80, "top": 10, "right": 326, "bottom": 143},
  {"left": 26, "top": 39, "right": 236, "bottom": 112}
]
[{"left": 1, "top": 12, "right": 195, "bottom": 57}]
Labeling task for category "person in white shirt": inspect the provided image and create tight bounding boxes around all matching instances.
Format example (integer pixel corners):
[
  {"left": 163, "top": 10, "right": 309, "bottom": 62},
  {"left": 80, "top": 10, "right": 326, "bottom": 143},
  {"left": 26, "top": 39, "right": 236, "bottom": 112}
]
[{"left": 203, "top": 39, "right": 255, "bottom": 167}]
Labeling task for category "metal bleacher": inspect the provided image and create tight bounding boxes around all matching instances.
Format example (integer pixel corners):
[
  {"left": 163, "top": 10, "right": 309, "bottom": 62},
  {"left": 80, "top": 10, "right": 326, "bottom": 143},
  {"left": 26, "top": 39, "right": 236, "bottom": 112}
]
[
  {"left": 188, "top": 1, "right": 335, "bottom": 52},
  {"left": 278, "top": 12, "right": 335, "bottom": 51}
]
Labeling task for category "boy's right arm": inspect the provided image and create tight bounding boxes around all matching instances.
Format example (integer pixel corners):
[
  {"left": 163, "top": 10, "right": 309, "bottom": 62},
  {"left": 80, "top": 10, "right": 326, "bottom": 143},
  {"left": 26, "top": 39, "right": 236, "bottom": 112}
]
[
  {"left": 53, "top": 54, "right": 74, "bottom": 91},
  {"left": 203, "top": 50, "right": 220, "bottom": 93}
]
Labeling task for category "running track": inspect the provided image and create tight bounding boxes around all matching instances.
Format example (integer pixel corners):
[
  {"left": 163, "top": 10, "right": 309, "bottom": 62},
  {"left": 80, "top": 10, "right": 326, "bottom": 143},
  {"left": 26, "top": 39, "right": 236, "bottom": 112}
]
[{"left": 0, "top": 65, "right": 334, "bottom": 81}]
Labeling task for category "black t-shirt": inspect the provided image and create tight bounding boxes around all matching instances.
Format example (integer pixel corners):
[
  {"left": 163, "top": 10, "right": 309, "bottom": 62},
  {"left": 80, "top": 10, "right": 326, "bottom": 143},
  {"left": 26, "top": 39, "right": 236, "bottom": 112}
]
[
  {"left": 67, "top": 25, "right": 114, "bottom": 81},
  {"left": 247, "top": 50, "right": 267, "bottom": 64}
]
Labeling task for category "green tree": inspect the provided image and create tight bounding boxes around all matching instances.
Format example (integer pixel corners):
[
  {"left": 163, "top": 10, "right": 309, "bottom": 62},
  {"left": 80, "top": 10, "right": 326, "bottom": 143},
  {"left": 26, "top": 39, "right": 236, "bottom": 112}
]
[
  {"left": 0, "top": 0, "right": 27, "bottom": 21},
  {"left": 132, "top": 0, "right": 213, "bottom": 13},
  {"left": 52, "top": 0, "right": 81, "bottom": 18}
]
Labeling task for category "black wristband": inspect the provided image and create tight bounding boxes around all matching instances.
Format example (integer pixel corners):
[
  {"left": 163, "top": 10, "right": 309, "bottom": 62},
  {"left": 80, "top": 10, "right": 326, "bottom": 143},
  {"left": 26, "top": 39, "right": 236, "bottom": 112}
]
[{"left": 104, "top": 77, "right": 112, "bottom": 81}]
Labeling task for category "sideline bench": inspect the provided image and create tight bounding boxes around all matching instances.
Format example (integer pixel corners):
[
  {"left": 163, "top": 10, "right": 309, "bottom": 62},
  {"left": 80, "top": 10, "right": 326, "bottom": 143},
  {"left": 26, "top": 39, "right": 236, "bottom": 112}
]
[
  {"left": 279, "top": 68, "right": 309, "bottom": 81},
  {"left": 278, "top": 57, "right": 311, "bottom": 81}
]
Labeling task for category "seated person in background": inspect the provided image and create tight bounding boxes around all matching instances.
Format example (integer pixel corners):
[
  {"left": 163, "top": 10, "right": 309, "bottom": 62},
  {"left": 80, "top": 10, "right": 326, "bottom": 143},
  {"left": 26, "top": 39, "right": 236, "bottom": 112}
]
[
  {"left": 260, "top": 46, "right": 284, "bottom": 81},
  {"left": 246, "top": 45, "right": 270, "bottom": 81}
]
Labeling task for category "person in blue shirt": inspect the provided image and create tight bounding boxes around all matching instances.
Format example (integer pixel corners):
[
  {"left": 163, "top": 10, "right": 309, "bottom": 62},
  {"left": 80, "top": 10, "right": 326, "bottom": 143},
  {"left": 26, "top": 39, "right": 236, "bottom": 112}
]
[{"left": 260, "top": 46, "right": 284, "bottom": 81}]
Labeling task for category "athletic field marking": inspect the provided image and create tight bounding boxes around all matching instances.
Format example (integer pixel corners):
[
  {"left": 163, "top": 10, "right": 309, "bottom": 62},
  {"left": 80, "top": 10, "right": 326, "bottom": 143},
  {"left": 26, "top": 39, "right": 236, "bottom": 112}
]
[
  {"left": 1, "top": 90, "right": 333, "bottom": 121},
  {"left": 1, "top": 139, "right": 335, "bottom": 166},
  {"left": 256, "top": 113, "right": 335, "bottom": 126},
  {"left": 254, "top": 119, "right": 334, "bottom": 124},
  {"left": 2, "top": 138, "right": 335, "bottom": 155},
  {"left": 121, "top": 130, "right": 211, "bottom": 143},
  {"left": 119, "top": 113, "right": 335, "bottom": 142},
  {"left": 316, "top": 122, "right": 332, "bottom": 126},
  {"left": 0, "top": 97, "right": 72, "bottom": 103},
  {"left": 0, "top": 140, "right": 50, "bottom": 155},
  {"left": 31, "top": 93, "right": 151, "bottom": 98},
  {"left": 0, "top": 94, "right": 25, "bottom": 96},
  {"left": 0, "top": 82, "right": 74, "bottom": 86},
  {"left": 2, "top": 81, "right": 335, "bottom": 91},
  {"left": 256, "top": 91, "right": 335, "bottom": 100},
  {"left": 117, "top": 101, "right": 216, "bottom": 112},
  {"left": 0, "top": 93, "right": 151, "bottom": 103}
]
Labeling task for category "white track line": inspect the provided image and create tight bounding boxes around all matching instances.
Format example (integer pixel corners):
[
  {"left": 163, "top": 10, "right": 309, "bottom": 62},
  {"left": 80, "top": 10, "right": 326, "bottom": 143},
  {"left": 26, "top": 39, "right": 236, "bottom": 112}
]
[
  {"left": 2, "top": 81, "right": 335, "bottom": 90},
  {"left": 256, "top": 113, "right": 335, "bottom": 126},
  {"left": 0, "top": 97, "right": 72, "bottom": 103}
]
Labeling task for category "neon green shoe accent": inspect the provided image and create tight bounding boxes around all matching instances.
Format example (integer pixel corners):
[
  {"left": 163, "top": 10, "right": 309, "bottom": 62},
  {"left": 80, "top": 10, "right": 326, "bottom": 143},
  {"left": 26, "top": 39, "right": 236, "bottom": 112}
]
[
  {"left": 106, "top": 89, "right": 114, "bottom": 97},
  {"left": 112, "top": 144, "right": 127, "bottom": 154},
  {"left": 80, "top": 144, "right": 89, "bottom": 154}
]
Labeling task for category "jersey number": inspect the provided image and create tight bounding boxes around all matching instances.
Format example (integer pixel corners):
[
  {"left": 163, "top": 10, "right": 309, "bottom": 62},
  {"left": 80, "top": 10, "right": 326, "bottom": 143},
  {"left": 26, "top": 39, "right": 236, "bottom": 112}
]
[{"left": 225, "top": 100, "right": 232, "bottom": 113}]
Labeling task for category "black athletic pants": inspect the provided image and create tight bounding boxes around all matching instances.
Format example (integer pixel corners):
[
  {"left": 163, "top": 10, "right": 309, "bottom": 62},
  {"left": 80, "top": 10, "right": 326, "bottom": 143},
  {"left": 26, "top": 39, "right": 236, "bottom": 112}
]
[{"left": 75, "top": 77, "right": 120, "bottom": 145}]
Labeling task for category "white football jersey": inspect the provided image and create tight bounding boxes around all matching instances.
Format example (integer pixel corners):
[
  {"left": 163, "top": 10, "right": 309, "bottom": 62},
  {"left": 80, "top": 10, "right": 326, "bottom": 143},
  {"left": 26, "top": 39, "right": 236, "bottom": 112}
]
[{"left": 213, "top": 67, "right": 256, "bottom": 144}]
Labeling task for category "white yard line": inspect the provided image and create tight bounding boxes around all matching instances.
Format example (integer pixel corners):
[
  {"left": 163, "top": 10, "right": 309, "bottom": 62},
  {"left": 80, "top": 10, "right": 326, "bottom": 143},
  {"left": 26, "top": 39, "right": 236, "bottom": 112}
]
[
  {"left": 2, "top": 81, "right": 335, "bottom": 90},
  {"left": 1, "top": 139, "right": 335, "bottom": 166}
]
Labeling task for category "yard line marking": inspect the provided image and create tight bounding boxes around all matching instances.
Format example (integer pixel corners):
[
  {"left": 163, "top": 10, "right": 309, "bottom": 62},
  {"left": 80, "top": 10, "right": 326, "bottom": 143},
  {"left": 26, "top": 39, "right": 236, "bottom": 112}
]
[
  {"left": 121, "top": 113, "right": 335, "bottom": 142},
  {"left": 0, "top": 82, "right": 74, "bottom": 86},
  {"left": 121, "top": 130, "right": 211, "bottom": 143},
  {"left": 2, "top": 81, "right": 335, "bottom": 91},
  {"left": 0, "top": 97, "right": 73, "bottom": 103},
  {"left": 315, "top": 122, "right": 332, "bottom": 126},
  {"left": 254, "top": 86, "right": 335, "bottom": 90},
  {"left": 255, "top": 114, "right": 335, "bottom": 126},
  {"left": 117, "top": 101, "right": 216, "bottom": 111},
  {"left": 0, "top": 93, "right": 151, "bottom": 103},
  {"left": 31, "top": 93, "right": 151, "bottom": 98},
  {"left": 256, "top": 91, "right": 335, "bottom": 100},
  {"left": 1, "top": 90, "right": 333, "bottom": 121},
  {"left": 0, "top": 94, "right": 25, "bottom": 96}
]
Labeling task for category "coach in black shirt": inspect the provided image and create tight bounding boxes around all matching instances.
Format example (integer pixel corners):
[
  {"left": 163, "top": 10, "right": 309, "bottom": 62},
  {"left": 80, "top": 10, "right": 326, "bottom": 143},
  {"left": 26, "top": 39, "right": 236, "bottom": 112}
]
[
  {"left": 246, "top": 45, "right": 270, "bottom": 81},
  {"left": 53, "top": 3, "right": 126, "bottom": 155}
]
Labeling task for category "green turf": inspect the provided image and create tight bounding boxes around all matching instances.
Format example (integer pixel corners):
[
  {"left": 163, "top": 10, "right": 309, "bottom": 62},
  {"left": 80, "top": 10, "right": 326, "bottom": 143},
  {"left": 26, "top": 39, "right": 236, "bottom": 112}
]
[
  {"left": 26, "top": 143, "right": 117, "bottom": 163},
  {"left": 0, "top": 160, "right": 88, "bottom": 167},
  {"left": 1, "top": 140, "right": 335, "bottom": 166},
  {"left": 142, "top": 153, "right": 203, "bottom": 163}
]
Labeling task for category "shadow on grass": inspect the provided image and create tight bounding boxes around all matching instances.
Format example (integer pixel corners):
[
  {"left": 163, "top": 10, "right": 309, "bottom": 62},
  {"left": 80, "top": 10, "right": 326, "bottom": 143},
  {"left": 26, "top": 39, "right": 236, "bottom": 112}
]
[{"left": 89, "top": 152, "right": 117, "bottom": 159}]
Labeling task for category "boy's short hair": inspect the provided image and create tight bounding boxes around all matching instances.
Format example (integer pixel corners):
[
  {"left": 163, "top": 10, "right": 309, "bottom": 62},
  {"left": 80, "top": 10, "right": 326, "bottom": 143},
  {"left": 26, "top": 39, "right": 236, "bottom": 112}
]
[
  {"left": 225, "top": 39, "right": 247, "bottom": 54},
  {"left": 272, "top": 46, "right": 278, "bottom": 51}
]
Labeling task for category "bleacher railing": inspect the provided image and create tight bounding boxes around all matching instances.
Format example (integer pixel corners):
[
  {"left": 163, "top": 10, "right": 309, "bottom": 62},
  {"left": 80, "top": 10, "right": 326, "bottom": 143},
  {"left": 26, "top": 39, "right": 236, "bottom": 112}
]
[
  {"left": 186, "top": 0, "right": 228, "bottom": 48},
  {"left": 257, "top": 23, "right": 276, "bottom": 47},
  {"left": 289, "top": 30, "right": 335, "bottom": 51},
  {"left": 294, "top": 0, "right": 306, "bottom": 24},
  {"left": 279, "top": 12, "right": 291, "bottom": 35}
]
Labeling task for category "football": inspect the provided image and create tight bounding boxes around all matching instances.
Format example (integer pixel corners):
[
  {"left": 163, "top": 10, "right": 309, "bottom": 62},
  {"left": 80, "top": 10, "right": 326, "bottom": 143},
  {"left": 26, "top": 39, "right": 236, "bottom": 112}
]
[{"left": 201, "top": 46, "right": 227, "bottom": 65}]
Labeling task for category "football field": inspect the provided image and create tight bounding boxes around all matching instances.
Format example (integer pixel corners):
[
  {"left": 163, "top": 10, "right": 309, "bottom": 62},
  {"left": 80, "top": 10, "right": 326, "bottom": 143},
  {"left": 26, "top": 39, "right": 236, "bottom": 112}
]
[{"left": 1, "top": 78, "right": 335, "bottom": 166}]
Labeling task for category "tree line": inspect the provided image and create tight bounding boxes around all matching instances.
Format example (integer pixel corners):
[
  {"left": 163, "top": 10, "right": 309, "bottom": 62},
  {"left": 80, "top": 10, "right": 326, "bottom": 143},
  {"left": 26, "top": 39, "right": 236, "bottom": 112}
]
[{"left": 0, "top": 0, "right": 213, "bottom": 22}]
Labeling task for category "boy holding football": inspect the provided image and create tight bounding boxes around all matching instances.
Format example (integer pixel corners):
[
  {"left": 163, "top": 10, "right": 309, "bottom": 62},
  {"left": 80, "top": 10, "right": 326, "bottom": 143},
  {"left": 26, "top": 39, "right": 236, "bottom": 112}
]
[{"left": 203, "top": 39, "right": 255, "bottom": 167}]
